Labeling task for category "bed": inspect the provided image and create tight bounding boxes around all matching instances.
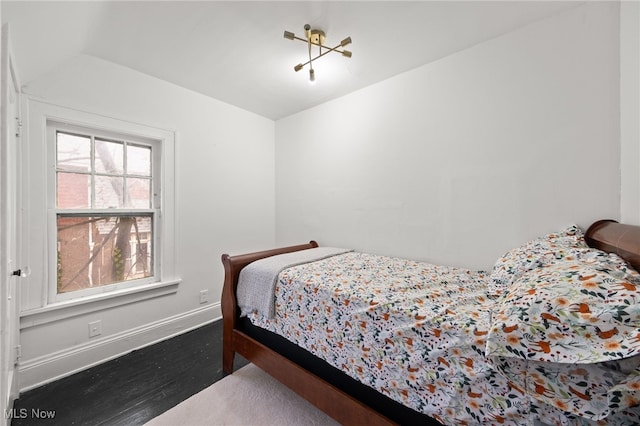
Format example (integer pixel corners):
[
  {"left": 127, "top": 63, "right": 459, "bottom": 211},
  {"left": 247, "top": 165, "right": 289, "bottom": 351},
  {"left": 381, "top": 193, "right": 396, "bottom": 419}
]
[{"left": 221, "top": 220, "right": 640, "bottom": 425}]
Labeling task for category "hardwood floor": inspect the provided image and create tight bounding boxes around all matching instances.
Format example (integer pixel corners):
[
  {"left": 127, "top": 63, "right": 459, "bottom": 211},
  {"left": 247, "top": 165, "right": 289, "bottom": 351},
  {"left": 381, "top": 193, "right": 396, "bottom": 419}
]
[{"left": 10, "top": 320, "right": 248, "bottom": 425}]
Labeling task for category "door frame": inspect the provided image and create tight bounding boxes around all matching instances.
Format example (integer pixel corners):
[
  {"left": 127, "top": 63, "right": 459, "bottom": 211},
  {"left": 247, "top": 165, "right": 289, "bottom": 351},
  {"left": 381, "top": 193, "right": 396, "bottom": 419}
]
[{"left": 0, "top": 22, "right": 22, "bottom": 422}]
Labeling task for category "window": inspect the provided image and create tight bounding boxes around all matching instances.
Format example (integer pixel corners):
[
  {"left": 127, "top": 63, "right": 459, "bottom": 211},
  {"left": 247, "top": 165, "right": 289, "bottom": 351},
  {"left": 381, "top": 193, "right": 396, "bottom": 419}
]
[
  {"left": 23, "top": 100, "right": 177, "bottom": 317},
  {"left": 49, "top": 121, "right": 164, "bottom": 302}
]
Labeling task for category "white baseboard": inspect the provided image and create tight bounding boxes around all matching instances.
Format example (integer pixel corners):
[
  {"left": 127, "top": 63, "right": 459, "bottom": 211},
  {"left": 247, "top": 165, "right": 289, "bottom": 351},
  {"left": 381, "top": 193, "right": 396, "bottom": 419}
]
[{"left": 18, "top": 303, "right": 222, "bottom": 392}]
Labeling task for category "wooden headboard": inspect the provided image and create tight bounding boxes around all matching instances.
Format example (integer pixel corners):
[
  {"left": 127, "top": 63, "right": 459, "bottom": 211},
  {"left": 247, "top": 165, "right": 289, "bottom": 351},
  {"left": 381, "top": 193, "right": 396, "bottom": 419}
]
[{"left": 585, "top": 220, "right": 640, "bottom": 271}]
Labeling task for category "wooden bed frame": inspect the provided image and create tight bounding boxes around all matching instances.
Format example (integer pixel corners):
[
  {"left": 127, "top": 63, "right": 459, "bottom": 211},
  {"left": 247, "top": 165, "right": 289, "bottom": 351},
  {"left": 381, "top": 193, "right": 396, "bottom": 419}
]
[{"left": 221, "top": 220, "right": 640, "bottom": 425}]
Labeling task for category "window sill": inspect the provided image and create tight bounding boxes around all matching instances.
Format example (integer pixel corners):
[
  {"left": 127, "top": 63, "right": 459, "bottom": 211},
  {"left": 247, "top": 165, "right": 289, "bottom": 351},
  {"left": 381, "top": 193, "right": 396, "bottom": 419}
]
[{"left": 20, "top": 279, "right": 181, "bottom": 329}]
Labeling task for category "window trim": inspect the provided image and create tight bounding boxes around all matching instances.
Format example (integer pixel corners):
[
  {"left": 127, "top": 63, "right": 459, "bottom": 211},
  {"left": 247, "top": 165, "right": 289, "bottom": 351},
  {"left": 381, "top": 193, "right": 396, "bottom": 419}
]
[
  {"left": 20, "top": 279, "right": 180, "bottom": 329},
  {"left": 24, "top": 99, "right": 179, "bottom": 317}
]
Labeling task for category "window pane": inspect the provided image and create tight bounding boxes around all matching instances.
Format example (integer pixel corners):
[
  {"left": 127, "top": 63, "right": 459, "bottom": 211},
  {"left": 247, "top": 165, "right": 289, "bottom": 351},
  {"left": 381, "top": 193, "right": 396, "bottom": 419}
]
[
  {"left": 57, "top": 172, "right": 90, "bottom": 208},
  {"left": 95, "top": 139, "right": 124, "bottom": 174},
  {"left": 126, "top": 178, "right": 151, "bottom": 208},
  {"left": 57, "top": 132, "right": 90, "bottom": 172},
  {"left": 127, "top": 145, "right": 151, "bottom": 176},
  {"left": 95, "top": 176, "right": 123, "bottom": 208},
  {"left": 57, "top": 215, "right": 153, "bottom": 293}
]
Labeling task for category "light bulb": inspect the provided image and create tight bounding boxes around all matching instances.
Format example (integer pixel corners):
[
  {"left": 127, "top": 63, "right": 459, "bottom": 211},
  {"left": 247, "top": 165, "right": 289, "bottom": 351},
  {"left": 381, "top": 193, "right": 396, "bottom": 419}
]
[{"left": 309, "top": 68, "right": 316, "bottom": 84}]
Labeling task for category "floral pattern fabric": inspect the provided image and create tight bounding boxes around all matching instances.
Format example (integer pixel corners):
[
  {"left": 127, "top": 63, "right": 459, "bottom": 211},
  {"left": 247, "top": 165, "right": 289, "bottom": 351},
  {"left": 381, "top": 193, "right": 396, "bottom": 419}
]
[
  {"left": 246, "top": 251, "right": 640, "bottom": 425},
  {"left": 490, "top": 356, "right": 640, "bottom": 421},
  {"left": 487, "top": 250, "right": 640, "bottom": 364},
  {"left": 486, "top": 249, "right": 640, "bottom": 420},
  {"left": 488, "top": 225, "right": 587, "bottom": 296}
]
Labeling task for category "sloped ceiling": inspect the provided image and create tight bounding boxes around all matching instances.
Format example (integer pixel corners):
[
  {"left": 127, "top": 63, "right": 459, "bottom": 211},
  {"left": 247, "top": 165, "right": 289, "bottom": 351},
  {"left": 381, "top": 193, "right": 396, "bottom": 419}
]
[{"left": 3, "top": 1, "right": 581, "bottom": 120}]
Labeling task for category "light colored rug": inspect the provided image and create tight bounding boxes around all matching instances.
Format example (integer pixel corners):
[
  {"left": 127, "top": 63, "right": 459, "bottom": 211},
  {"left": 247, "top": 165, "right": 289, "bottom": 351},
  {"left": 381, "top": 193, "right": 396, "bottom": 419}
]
[{"left": 145, "top": 363, "right": 339, "bottom": 426}]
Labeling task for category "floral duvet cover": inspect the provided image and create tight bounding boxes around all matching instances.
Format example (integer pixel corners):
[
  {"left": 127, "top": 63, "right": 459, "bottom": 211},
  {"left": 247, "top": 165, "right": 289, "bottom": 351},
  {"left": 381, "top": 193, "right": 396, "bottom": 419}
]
[{"left": 247, "top": 251, "right": 640, "bottom": 425}]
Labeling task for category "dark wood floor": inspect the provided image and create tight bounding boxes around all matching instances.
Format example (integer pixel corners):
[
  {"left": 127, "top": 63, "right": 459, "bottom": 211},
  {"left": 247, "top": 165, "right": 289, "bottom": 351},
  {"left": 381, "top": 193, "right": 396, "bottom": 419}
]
[{"left": 11, "top": 320, "right": 248, "bottom": 425}]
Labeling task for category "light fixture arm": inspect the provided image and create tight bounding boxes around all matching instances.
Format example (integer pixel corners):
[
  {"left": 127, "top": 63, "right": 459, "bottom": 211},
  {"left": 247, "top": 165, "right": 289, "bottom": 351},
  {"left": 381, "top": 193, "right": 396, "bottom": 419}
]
[
  {"left": 289, "top": 34, "right": 350, "bottom": 52},
  {"left": 307, "top": 25, "right": 314, "bottom": 83},
  {"left": 293, "top": 41, "right": 352, "bottom": 72},
  {"left": 287, "top": 33, "right": 348, "bottom": 49}
]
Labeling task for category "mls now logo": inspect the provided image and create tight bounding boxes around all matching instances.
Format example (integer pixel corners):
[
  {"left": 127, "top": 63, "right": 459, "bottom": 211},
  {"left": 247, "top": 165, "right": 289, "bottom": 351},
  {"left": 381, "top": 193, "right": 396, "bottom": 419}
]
[{"left": 4, "top": 408, "right": 56, "bottom": 419}]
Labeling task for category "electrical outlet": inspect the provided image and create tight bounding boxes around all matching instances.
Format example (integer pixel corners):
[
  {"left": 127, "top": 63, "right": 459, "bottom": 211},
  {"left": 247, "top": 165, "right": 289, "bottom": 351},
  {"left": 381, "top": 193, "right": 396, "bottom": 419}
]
[
  {"left": 199, "top": 289, "right": 209, "bottom": 304},
  {"left": 88, "top": 320, "right": 102, "bottom": 338}
]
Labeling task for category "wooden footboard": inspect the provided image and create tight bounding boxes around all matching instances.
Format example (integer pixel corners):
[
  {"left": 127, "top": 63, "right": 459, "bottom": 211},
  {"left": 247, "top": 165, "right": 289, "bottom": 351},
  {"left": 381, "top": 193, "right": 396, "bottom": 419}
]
[
  {"left": 221, "top": 241, "right": 318, "bottom": 373},
  {"left": 221, "top": 240, "right": 397, "bottom": 426}
]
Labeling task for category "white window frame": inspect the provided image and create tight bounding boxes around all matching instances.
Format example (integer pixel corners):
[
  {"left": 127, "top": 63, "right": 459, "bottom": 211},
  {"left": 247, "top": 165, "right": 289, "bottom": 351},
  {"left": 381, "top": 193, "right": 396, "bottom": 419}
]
[
  {"left": 23, "top": 100, "right": 179, "bottom": 321},
  {"left": 49, "top": 121, "right": 161, "bottom": 302}
]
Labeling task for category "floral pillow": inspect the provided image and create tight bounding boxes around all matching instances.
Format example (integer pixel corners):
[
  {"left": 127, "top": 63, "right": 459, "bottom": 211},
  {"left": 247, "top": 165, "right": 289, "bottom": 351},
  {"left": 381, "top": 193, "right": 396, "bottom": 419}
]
[
  {"left": 486, "top": 250, "right": 640, "bottom": 364},
  {"left": 487, "top": 225, "right": 587, "bottom": 296}
]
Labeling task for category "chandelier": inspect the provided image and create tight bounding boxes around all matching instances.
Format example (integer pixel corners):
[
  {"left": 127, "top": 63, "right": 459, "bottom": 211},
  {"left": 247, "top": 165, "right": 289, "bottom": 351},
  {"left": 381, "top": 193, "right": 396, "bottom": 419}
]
[{"left": 284, "top": 24, "right": 352, "bottom": 83}]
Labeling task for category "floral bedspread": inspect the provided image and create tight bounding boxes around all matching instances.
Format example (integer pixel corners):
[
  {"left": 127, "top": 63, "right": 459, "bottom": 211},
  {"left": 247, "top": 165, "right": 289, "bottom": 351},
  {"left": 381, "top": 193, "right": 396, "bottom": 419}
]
[{"left": 247, "top": 251, "right": 640, "bottom": 425}]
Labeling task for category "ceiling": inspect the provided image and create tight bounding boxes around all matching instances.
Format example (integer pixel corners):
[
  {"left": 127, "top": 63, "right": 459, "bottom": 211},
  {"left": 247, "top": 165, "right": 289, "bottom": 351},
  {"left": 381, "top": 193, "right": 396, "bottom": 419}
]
[{"left": 2, "top": 1, "right": 581, "bottom": 120}]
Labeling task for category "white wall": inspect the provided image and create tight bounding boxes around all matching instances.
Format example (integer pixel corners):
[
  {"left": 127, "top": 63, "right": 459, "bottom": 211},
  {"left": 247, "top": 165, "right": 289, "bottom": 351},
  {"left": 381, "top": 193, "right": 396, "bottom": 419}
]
[
  {"left": 621, "top": 1, "right": 640, "bottom": 225},
  {"left": 275, "top": 2, "right": 621, "bottom": 270},
  {"left": 18, "top": 55, "right": 275, "bottom": 389}
]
